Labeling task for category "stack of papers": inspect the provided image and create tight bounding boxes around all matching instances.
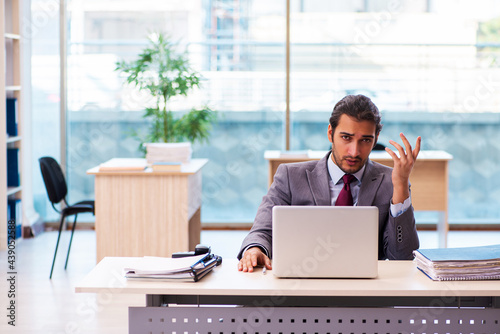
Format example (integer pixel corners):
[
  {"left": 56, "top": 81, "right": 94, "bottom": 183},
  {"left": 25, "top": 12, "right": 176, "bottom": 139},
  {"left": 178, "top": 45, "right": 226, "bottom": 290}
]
[
  {"left": 98, "top": 158, "right": 148, "bottom": 172},
  {"left": 151, "top": 161, "right": 182, "bottom": 172},
  {"left": 124, "top": 253, "right": 220, "bottom": 282},
  {"left": 279, "top": 150, "right": 310, "bottom": 159},
  {"left": 413, "top": 244, "right": 500, "bottom": 281},
  {"left": 145, "top": 142, "right": 192, "bottom": 164}
]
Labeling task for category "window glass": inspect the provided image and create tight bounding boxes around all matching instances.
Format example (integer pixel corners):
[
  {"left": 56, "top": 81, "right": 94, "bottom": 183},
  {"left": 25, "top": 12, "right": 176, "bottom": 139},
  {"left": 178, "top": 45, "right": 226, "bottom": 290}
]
[
  {"left": 62, "top": 0, "right": 500, "bottom": 225},
  {"left": 66, "top": 0, "right": 285, "bottom": 223},
  {"left": 290, "top": 0, "right": 500, "bottom": 223},
  {"left": 31, "top": 0, "right": 61, "bottom": 221}
]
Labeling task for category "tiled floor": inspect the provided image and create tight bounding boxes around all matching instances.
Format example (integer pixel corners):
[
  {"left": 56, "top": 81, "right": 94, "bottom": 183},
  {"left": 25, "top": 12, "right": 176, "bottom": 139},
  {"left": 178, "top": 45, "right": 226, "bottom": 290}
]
[{"left": 1, "top": 229, "right": 499, "bottom": 333}]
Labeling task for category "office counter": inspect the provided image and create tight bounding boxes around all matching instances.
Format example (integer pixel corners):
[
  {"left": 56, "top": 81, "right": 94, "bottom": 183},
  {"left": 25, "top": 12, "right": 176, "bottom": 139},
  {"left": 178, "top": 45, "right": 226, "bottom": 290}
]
[
  {"left": 76, "top": 258, "right": 500, "bottom": 334},
  {"left": 265, "top": 150, "right": 453, "bottom": 248},
  {"left": 87, "top": 159, "right": 207, "bottom": 262}
]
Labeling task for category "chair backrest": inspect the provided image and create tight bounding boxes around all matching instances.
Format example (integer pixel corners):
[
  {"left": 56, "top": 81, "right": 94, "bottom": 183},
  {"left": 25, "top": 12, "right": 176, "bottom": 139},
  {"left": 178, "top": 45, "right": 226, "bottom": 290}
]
[
  {"left": 373, "top": 143, "right": 386, "bottom": 151},
  {"left": 39, "top": 157, "right": 68, "bottom": 205}
]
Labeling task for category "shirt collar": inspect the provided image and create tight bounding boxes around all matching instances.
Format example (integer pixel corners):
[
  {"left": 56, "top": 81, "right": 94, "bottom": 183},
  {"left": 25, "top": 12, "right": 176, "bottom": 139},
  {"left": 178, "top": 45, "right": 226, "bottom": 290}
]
[{"left": 327, "top": 152, "right": 366, "bottom": 185}]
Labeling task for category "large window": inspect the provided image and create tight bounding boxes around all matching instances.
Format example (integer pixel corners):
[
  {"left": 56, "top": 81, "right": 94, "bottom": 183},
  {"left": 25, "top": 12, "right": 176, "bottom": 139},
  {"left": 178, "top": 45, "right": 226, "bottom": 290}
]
[
  {"left": 32, "top": 0, "right": 500, "bottom": 225},
  {"left": 289, "top": 0, "right": 500, "bottom": 223},
  {"left": 64, "top": 0, "right": 285, "bottom": 223}
]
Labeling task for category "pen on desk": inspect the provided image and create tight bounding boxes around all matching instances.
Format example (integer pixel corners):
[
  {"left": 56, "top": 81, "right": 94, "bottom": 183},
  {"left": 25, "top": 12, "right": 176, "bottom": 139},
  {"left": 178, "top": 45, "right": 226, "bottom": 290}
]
[{"left": 262, "top": 267, "right": 267, "bottom": 275}]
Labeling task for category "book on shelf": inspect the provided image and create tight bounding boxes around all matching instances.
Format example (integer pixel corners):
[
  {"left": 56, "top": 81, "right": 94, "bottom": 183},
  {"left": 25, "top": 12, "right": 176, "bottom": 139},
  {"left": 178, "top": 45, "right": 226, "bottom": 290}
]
[
  {"left": 7, "top": 199, "right": 22, "bottom": 239},
  {"left": 6, "top": 98, "right": 18, "bottom": 137},
  {"left": 98, "top": 158, "right": 148, "bottom": 172},
  {"left": 151, "top": 161, "right": 182, "bottom": 172},
  {"left": 7, "top": 148, "right": 20, "bottom": 187},
  {"left": 413, "top": 244, "right": 500, "bottom": 281},
  {"left": 124, "top": 253, "right": 221, "bottom": 282}
]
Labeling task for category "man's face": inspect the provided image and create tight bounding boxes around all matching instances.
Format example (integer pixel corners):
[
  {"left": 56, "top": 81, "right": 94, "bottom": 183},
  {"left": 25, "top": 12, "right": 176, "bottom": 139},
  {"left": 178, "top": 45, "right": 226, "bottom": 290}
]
[{"left": 328, "top": 114, "right": 378, "bottom": 174}]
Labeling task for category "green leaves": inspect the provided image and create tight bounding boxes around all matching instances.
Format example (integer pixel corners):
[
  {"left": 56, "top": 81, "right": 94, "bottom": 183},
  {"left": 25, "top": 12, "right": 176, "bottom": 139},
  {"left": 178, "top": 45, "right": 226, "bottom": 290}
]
[
  {"left": 115, "top": 32, "right": 217, "bottom": 146},
  {"left": 140, "top": 107, "right": 217, "bottom": 144},
  {"left": 478, "top": 17, "right": 500, "bottom": 43},
  {"left": 176, "top": 107, "right": 218, "bottom": 143}
]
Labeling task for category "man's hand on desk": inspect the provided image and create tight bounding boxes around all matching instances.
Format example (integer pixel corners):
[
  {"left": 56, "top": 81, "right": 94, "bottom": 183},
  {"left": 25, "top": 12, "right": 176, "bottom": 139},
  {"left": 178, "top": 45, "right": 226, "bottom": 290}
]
[{"left": 238, "top": 247, "right": 272, "bottom": 273}]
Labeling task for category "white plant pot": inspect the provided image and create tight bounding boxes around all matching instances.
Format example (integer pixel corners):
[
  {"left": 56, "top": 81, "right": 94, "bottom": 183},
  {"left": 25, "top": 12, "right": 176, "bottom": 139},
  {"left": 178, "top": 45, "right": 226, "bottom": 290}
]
[{"left": 144, "top": 142, "right": 192, "bottom": 163}]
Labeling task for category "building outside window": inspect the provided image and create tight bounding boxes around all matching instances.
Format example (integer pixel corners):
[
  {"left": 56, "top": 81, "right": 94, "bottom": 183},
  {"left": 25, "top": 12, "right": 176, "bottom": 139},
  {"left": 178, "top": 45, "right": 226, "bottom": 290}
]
[{"left": 32, "top": 0, "right": 500, "bottom": 226}]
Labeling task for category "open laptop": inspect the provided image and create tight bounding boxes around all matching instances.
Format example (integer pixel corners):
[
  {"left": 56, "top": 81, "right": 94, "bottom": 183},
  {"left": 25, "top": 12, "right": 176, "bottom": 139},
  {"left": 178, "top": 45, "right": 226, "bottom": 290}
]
[{"left": 272, "top": 206, "right": 379, "bottom": 278}]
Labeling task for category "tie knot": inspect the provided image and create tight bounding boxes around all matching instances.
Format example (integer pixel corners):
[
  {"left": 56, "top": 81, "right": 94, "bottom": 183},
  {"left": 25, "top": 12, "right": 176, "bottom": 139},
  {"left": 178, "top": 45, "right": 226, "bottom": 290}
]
[{"left": 342, "top": 174, "right": 356, "bottom": 185}]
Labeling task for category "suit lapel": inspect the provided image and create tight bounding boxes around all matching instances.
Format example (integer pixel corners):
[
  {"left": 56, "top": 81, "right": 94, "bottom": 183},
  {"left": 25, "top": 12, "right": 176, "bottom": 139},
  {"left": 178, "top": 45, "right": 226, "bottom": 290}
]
[
  {"left": 358, "top": 160, "right": 385, "bottom": 206},
  {"left": 306, "top": 153, "right": 331, "bottom": 206}
]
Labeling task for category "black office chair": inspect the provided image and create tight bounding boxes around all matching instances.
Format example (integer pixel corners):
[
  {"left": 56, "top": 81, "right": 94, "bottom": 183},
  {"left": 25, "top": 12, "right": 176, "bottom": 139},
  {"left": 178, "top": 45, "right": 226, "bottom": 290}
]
[
  {"left": 373, "top": 143, "right": 386, "bottom": 151},
  {"left": 39, "top": 157, "right": 95, "bottom": 279}
]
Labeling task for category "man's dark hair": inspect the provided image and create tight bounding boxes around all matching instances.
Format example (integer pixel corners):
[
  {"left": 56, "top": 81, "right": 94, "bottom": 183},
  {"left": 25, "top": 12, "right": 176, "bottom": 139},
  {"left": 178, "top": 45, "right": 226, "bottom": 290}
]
[{"left": 329, "top": 94, "right": 383, "bottom": 139}]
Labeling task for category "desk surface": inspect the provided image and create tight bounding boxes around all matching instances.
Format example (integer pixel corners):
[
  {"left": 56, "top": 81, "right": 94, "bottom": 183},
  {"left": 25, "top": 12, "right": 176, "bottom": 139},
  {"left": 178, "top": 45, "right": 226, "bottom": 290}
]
[
  {"left": 87, "top": 158, "right": 208, "bottom": 176},
  {"left": 76, "top": 258, "right": 500, "bottom": 297}
]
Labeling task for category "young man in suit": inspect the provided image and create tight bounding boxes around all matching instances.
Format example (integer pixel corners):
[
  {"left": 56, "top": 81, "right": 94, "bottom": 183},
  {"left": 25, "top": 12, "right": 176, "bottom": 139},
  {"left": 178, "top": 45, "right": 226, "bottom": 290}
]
[{"left": 238, "top": 94, "right": 421, "bottom": 272}]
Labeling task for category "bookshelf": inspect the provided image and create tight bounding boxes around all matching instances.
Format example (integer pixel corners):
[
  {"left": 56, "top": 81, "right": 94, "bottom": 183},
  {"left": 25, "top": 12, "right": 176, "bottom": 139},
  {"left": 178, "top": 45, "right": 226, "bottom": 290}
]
[{"left": 1, "top": 0, "right": 22, "bottom": 250}]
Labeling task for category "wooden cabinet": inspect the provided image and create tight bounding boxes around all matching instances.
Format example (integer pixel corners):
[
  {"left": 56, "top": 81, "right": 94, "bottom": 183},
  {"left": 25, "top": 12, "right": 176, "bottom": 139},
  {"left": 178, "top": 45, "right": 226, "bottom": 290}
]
[
  {"left": 87, "top": 159, "right": 208, "bottom": 262},
  {"left": 1, "top": 0, "right": 23, "bottom": 250}
]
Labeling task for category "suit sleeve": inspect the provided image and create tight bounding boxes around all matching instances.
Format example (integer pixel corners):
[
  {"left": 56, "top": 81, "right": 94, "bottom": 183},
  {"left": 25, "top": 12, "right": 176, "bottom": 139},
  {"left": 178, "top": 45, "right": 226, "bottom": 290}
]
[
  {"left": 383, "top": 198, "right": 420, "bottom": 260},
  {"left": 237, "top": 164, "right": 292, "bottom": 259}
]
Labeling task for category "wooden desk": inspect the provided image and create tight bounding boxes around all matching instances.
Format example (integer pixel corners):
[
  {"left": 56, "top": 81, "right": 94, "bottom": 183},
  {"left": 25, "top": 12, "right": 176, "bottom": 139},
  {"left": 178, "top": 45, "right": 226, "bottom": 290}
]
[
  {"left": 265, "top": 150, "right": 453, "bottom": 247},
  {"left": 76, "top": 258, "right": 500, "bottom": 334},
  {"left": 87, "top": 159, "right": 207, "bottom": 262}
]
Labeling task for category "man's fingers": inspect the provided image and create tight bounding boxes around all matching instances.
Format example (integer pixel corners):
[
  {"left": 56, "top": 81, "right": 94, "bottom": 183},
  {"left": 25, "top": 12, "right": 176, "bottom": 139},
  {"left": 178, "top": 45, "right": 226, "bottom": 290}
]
[
  {"left": 388, "top": 140, "right": 406, "bottom": 163},
  {"left": 238, "top": 258, "right": 250, "bottom": 272},
  {"left": 239, "top": 247, "right": 270, "bottom": 273},
  {"left": 265, "top": 257, "right": 273, "bottom": 269},
  {"left": 245, "top": 255, "right": 255, "bottom": 272},
  {"left": 399, "top": 133, "right": 414, "bottom": 162},
  {"left": 390, "top": 134, "right": 421, "bottom": 166},
  {"left": 384, "top": 147, "right": 398, "bottom": 160},
  {"left": 251, "top": 253, "right": 259, "bottom": 267},
  {"left": 242, "top": 251, "right": 260, "bottom": 272},
  {"left": 413, "top": 136, "right": 422, "bottom": 159},
  {"left": 243, "top": 262, "right": 251, "bottom": 272}
]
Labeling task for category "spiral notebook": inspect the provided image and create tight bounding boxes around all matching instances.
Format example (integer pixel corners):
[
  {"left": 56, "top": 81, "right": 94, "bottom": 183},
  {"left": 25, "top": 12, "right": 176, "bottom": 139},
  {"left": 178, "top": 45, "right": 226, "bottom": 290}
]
[
  {"left": 123, "top": 253, "right": 220, "bottom": 282},
  {"left": 413, "top": 244, "right": 500, "bottom": 281}
]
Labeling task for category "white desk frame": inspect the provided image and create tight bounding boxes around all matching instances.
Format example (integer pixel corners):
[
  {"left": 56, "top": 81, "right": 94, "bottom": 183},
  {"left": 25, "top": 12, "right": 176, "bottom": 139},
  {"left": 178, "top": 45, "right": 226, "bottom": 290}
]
[{"left": 76, "top": 258, "right": 500, "bottom": 334}]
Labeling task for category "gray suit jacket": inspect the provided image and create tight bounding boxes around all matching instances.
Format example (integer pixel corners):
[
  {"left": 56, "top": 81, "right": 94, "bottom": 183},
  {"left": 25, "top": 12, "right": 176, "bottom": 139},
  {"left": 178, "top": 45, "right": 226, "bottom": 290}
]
[{"left": 238, "top": 152, "right": 419, "bottom": 260}]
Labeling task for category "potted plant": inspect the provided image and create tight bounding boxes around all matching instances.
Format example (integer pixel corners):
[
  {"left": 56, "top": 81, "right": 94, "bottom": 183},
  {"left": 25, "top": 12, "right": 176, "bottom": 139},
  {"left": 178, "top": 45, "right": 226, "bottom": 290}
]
[{"left": 115, "top": 32, "right": 217, "bottom": 157}]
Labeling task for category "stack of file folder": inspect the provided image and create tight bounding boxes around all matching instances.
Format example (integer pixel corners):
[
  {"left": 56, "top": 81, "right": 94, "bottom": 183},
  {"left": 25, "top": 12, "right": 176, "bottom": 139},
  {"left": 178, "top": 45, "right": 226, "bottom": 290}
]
[
  {"left": 124, "top": 253, "right": 221, "bottom": 282},
  {"left": 413, "top": 244, "right": 500, "bottom": 281},
  {"left": 98, "top": 158, "right": 148, "bottom": 172}
]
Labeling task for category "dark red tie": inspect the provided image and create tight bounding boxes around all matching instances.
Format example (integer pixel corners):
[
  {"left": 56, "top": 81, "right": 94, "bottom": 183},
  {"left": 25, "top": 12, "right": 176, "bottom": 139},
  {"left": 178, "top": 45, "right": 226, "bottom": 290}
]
[{"left": 336, "top": 174, "right": 356, "bottom": 206}]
